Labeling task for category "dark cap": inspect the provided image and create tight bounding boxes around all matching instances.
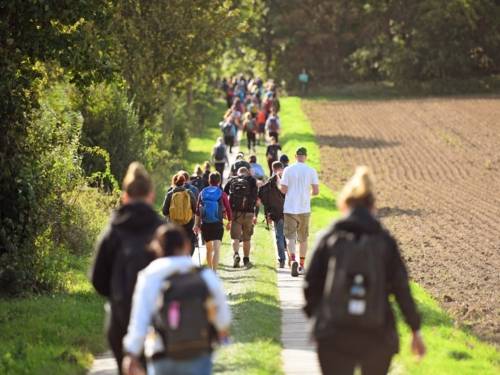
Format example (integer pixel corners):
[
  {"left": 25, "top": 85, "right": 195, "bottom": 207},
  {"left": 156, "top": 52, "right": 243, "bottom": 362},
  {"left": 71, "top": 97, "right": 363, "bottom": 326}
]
[
  {"left": 296, "top": 147, "right": 307, "bottom": 156},
  {"left": 279, "top": 154, "right": 289, "bottom": 163}
]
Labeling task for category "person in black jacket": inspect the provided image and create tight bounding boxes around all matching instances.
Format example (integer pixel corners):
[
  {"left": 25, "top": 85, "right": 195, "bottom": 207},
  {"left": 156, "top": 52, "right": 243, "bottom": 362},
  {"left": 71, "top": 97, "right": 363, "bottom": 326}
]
[
  {"left": 304, "top": 166, "right": 425, "bottom": 375},
  {"left": 90, "top": 162, "right": 163, "bottom": 374},
  {"left": 258, "top": 161, "right": 286, "bottom": 268}
]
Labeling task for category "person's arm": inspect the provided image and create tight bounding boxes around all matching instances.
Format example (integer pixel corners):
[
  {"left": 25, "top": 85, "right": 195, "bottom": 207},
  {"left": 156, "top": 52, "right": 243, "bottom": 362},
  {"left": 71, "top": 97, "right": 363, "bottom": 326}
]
[
  {"left": 280, "top": 168, "right": 288, "bottom": 194},
  {"left": 161, "top": 190, "right": 171, "bottom": 217},
  {"left": 303, "top": 233, "right": 329, "bottom": 317},
  {"left": 201, "top": 269, "right": 232, "bottom": 331},
  {"left": 221, "top": 192, "right": 232, "bottom": 222},
  {"left": 311, "top": 169, "right": 319, "bottom": 196},
  {"left": 90, "top": 225, "right": 116, "bottom": 297},
  {"left": 388, "top": 236, "right": 426, "bottom": 357},
  {"left": 123, "top": 268, "right": 164, "bottom": 357}
]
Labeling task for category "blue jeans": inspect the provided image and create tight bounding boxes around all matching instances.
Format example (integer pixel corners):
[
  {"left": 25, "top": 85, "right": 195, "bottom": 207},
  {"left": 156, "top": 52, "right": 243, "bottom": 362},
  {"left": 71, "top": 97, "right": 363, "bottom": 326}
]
[
  {"left": 148, "top": 354, "right": 212, "bottom": 375},
  {"left": 274, "top": 219, "right": 286, "bottom": 262}
]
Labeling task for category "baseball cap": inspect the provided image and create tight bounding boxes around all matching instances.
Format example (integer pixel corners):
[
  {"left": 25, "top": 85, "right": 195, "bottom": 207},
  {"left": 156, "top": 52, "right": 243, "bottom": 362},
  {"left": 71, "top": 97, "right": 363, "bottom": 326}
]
[{"left": 296, "top": 147, "right": 307, "bottom": 156}]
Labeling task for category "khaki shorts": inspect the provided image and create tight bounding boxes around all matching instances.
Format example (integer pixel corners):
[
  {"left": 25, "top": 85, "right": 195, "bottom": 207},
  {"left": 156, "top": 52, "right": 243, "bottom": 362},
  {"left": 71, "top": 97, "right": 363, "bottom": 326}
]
[
  {"left": 230, "top": 212, "right": 255, "bottom": 242},
  {"left": 284, "top": 213, "right": 311, "bottom": 243}
]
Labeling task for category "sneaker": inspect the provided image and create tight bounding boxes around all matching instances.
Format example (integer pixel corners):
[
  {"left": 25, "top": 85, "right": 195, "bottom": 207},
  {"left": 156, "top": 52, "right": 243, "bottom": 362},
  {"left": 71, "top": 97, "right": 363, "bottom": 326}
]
[
  {"left": 298, "top": 266, "right": 305, "bottom": 275},
  {"left": 291, "top": 261, "right": 299, "bottom": 277},
  {"left": 243, "top": 257, "right": 251, "bottom": 268},
  {"left": 279, "top": 259, "right": 285, "bottom": 269},
  {"left": 233, "top": 254, "right": 241, "bottom": 268}
]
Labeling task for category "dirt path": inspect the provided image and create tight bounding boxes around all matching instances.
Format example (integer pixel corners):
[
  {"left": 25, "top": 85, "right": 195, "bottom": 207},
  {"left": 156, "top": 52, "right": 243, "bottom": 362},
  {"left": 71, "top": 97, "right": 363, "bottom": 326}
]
[{"left": 304, "top": 97, "right": 500, "bottom": 343}]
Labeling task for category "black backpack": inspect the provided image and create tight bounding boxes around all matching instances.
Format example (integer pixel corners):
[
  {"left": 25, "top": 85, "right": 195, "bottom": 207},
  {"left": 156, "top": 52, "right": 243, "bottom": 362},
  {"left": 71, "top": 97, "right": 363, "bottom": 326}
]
[
  {"left": 214, "top": 145, "right": 226, "bottom": 161},
  {"left": 315, "top": 231, "right": 386, "bottom": 336},
  {"left": 267, "top": 144, "right": 280, "bottom": 160},
  {"left": 229, "top": 176, "right": 252, "bottom": 212},
  {"left": 110, "top": 230, "right": 156, "bottom": 328},
  {"left": 258, "top": 178, "right": 284, "bottom": 219},
  {"left": 154, "top": 268, "right": 216, "bottom": 360}
]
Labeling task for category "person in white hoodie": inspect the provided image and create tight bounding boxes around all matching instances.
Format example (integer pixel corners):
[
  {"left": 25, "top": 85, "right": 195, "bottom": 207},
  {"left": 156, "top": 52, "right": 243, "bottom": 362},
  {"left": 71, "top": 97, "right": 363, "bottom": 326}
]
[{"left": 122, "top": 224, "right": 231, "bottom": 375}]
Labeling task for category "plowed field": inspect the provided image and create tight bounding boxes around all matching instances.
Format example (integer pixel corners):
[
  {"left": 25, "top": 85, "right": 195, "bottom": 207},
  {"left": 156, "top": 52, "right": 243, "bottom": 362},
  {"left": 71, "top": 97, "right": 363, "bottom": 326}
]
[{"left": 304, "top": 97, "right": 500, "bottom": 343}]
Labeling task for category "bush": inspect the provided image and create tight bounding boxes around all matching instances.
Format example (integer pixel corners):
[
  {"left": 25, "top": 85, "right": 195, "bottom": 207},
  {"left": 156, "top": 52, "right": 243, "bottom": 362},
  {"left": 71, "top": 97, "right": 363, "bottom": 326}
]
[
  {"left": 0, "top": 81, "right": 116, "bottom": 295},
  {"left": 80, "top": 82, "right": 144, "bottom": 183}
]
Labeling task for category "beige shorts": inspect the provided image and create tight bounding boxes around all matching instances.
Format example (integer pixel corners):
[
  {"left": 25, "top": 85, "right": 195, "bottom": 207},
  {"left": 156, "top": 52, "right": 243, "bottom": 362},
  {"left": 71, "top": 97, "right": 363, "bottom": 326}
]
[
  {"left": 284, "top": 213, "right": 311, "bottom": 243},
  {"left": 230, "top": 212, "right": 255, "bottom": 242}
]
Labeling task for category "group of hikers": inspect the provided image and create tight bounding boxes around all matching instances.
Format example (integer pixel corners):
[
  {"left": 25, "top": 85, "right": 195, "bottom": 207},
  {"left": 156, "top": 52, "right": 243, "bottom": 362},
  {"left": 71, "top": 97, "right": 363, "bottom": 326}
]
[{"left": 90, "top": 75, "right": 425, "bottom": 375}]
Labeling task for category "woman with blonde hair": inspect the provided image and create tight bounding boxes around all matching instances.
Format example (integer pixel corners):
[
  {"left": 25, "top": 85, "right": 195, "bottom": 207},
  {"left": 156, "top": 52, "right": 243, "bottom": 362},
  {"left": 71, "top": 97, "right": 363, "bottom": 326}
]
[{"left": 304, "top": 166, "right": 425, "bottom": 375}]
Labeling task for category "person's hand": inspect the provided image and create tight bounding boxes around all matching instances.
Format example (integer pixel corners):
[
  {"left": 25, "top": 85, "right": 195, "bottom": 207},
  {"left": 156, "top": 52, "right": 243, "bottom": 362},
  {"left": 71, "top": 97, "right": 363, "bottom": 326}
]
[
  {"left": 411, "top": 331, "right": 426, "bottom": 359},
  {"left": 122, "top": 355, "right": 146, "bottom": 375},
  {"left": 193, "top": 226, "right": 201, "bottom": 236},
  {"left": 252, "top": 216, "right": 257, "bottom": 225},
  {"left": 226, "top": 221, "right": 231, "bottom": 231}
]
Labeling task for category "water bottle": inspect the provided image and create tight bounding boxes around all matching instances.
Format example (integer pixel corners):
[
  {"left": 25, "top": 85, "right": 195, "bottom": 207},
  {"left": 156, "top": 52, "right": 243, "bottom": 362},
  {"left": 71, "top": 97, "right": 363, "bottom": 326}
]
[
  {"left": 348, "top": 274, "right": 366, "bottom": 316},
  {"left": 168, "top": 301, "right": 181, "bottom": 330}
]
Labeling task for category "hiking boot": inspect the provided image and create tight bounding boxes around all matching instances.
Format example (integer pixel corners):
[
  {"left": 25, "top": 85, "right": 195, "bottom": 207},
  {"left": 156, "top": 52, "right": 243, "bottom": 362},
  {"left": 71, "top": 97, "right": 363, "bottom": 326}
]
[
  {"left": 243, "top": 257, "right": 252, "bottom": 268},
  {"left": 233, "top": 253, "right": 241, "bottom": 268},
  {"left": 298, "top": 266, "right": 305, "bottom": 276},
  {"left": 279, "top": 259, "right": 285, "bottom": 269},
  {"left": 291, "top": 261, "right": 299, "bottom": 277}
]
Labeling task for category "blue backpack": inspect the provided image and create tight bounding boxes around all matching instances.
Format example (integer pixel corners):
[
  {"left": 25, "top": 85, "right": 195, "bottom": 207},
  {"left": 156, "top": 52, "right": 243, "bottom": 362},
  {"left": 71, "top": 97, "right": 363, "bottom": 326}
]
[{"left": 200, "top": 187, "right": 223, "bottom": 223}]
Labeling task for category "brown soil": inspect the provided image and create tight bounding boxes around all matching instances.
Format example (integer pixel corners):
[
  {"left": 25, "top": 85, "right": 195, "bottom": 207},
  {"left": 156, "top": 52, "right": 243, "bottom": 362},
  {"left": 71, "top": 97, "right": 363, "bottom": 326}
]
[{"left": 304, "top": 97, "right": 500, "bottom": 343}]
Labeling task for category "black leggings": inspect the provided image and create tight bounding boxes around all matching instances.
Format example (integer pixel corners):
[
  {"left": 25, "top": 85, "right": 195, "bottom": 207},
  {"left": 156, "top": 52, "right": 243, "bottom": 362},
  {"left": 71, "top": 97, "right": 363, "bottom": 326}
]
[
  {"left": 247, "top": 132, "right": 256, "bottom": 151},
  {"left": 317, "top": 345, "right": 393, "bottom": 375},
  {"left": 183, "top": 219, "right": 196, "bottom": 256}
]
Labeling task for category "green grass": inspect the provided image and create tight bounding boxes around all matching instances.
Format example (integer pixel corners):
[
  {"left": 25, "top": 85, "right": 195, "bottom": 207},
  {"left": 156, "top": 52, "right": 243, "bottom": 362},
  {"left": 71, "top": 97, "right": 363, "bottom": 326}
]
[
  {"left": 305, "top": 76, "right": 500, "bottom": 102},
  {"left": 280, "top": 96, "right": 500, "bottom": 374},
  {"left": 0, "top": 257, "right": 106, "bottom": 375}
]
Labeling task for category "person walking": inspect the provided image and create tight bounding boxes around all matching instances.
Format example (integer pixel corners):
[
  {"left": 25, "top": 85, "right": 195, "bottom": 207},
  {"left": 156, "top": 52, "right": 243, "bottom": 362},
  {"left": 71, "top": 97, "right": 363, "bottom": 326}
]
[
  {"left": 303, "top": 166, "right": 426, "bottom": 375},
  {"left": 202, "top": 162, "right": 211, "bottom": 188},
  {"left": 249, "top": 155, "right": 265, "bottom": 180},
  {"left": 230, "top": 152, "right": 251, "bottom": 177},
  {"left": 243, "top": 112, "right": 257, "bottom": 153},
  {"left": 122, "top": 224, "right": 231, "bottom": 375},
  {"left": 221, "top": 119, "right": 236, "bottom": 154},
  {"left": 258, "top": 161, "right": 286, "bottom": 268},
  {"left": 280, "top": 147, "right": 319, "bottom": 277},
  {"left": 161, "top": 173, "right": 197, "bottom": 256},
  {"left": 91, "top": 162, "right": 163, "bottom": 374},
  {"left": 194, "top": 172, "right": 232, "bottom": 272},
  {"left": 279, "top": 154, "right": 290, "bottom": 169},
  {"left": 191, "top": 165, "right": 206, "bottom": 192},
  {"left": 265, "top": 137, "right": 281, "bottom": 176},
  {"left": 265, "top": 108, "right": 281, "bottom": 143},
  {"left": 256, "top": 109, "right": 267, "bottom": 145},
  {"left": 224, "top": 167, "right": 259, "bottom": 268},
  {"left": 212, "top": 137, "right": 229, "bottom": 178},
  {"left": 298, "top": 68, "right": 309, "bottom": 96}
]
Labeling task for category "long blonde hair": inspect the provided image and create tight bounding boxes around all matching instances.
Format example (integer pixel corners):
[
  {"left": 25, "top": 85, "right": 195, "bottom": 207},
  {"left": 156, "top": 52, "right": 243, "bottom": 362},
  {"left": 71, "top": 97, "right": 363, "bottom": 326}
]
[{"left": 338, "top": 166, "right": 375, "bottom": 210}]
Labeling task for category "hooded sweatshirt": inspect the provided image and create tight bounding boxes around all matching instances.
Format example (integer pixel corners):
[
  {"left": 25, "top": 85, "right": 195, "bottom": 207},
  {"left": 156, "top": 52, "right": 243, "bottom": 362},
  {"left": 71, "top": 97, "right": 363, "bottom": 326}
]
[{"left": 91, "top": 201, "right": 164, "bottom": 326}]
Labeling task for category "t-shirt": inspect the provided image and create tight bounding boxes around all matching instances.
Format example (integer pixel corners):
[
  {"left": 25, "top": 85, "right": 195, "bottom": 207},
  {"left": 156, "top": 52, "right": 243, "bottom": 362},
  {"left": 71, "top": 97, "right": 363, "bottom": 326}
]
[
  {"left": 299, "top": 73, "right": 309, "bottom": 83},
  {"left": 281, "top": 162, "right": 319, "bottom": 214},
  {"left": 266, "top": 144, "right": 281, "bottom": 160}
]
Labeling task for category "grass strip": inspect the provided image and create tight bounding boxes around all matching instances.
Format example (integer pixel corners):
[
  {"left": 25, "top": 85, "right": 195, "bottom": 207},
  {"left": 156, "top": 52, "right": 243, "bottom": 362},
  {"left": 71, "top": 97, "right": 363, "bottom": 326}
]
[
  {"left": 0, "top": 257, "right": 106, "bottom": 375},
  {"left": 279, "top": 96, "right": 499, "bottom": 375}
]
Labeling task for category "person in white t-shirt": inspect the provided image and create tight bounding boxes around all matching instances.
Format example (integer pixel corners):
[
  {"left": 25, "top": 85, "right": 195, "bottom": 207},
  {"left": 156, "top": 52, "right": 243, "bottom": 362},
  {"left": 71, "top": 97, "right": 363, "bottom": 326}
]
[{"left": 279, "top": 147, "right": 319, "bottom": 276}]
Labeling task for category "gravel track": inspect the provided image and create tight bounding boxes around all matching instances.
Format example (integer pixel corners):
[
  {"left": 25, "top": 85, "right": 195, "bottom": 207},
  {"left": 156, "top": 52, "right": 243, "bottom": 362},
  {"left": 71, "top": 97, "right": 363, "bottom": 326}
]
[{"left": 304, "top": 97, "right": 500, "bottom": 343}]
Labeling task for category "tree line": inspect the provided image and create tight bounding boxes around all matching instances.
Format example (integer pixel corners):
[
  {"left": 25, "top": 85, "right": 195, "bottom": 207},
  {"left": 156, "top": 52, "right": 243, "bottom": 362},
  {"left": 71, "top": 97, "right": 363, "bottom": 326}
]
[
  {"left": 0, "top": 0, "right": 239, "bottom": 294},
  {"left": 233, "top": 0, "right": 500, "bottom": 88}
]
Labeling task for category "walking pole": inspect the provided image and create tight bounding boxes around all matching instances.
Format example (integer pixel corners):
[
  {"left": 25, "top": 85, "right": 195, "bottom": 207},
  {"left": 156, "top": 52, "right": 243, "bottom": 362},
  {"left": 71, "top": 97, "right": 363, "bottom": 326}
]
[{"left": 196, "top": 235, "right": 201, "bottom": 266}]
